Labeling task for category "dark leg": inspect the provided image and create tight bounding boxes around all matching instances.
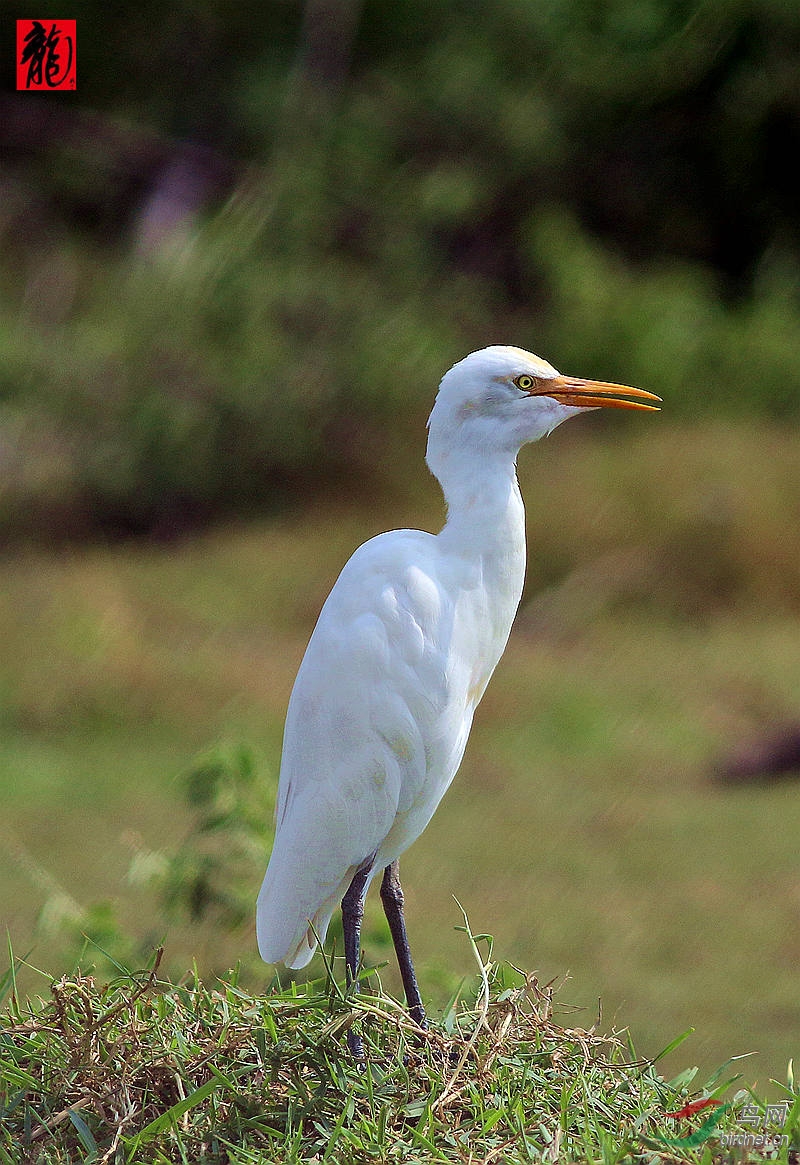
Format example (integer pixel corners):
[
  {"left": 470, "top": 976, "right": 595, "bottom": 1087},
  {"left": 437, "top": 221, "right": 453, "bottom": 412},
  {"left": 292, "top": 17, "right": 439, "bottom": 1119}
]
[
  {"left": 341, "top": 855, "right": 374, "bottom": 1061},
  {"left": 380, "top": 861, "right": 427, "bottom": 1029}
]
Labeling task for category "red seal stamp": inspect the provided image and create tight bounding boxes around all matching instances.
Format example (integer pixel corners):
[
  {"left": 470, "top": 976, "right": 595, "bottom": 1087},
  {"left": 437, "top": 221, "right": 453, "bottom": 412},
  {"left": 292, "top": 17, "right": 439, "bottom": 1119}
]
[{"left": 17, "top": 20, "right": 76, "bottom": 90}]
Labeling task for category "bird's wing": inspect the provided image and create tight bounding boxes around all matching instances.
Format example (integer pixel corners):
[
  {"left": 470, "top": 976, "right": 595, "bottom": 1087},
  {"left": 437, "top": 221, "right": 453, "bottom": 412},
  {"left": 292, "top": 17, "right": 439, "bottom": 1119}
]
[{"left": 257, "top": 529, "right": 456, "bottom": 967}]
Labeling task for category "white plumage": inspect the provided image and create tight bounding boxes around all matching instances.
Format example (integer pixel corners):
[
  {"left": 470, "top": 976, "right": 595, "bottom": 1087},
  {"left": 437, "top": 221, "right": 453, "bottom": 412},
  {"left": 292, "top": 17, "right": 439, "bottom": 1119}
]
[{"left": 257, "top": 346, "right": 658, "bottom": 991}]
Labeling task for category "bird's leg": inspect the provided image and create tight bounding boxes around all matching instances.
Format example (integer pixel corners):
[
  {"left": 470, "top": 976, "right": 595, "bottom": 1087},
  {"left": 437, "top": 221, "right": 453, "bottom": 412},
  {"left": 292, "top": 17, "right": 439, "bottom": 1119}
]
[
  {"left": 341, "top": 856, "right": 374, "bottom": 1061},
  {"left": 380, "top": 861, "right": 427, "bottom": 1029}
]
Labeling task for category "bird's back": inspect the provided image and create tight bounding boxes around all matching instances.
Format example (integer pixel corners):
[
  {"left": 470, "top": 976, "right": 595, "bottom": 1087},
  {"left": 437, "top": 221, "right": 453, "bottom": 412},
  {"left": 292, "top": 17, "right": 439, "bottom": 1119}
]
[{"left": 257, "top": 524, "right": 521, "bottom": 967}]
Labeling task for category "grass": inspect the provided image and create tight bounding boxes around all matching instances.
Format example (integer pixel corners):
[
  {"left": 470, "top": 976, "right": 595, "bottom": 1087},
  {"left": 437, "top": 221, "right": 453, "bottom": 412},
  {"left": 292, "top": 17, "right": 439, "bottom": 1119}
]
[
  {"left": 2, "top": 928, "right": 797, "bottom": 1165},
  {"left": 2, "top": 419, "right": 800, "bottom": 1095}
]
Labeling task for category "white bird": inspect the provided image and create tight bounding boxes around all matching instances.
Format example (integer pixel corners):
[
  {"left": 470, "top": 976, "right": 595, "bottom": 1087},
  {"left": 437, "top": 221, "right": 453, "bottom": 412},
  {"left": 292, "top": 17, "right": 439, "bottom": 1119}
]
[{"left": 257, "top": 345, "right": 659, "bottom": 1055}]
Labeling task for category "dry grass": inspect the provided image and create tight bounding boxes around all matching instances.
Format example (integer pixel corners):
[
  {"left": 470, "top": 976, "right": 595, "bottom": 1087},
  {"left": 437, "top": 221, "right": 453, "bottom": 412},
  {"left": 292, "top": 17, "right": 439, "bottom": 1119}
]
[{"left": 4, "top": 936, "right": 793, "bottom": 1164}]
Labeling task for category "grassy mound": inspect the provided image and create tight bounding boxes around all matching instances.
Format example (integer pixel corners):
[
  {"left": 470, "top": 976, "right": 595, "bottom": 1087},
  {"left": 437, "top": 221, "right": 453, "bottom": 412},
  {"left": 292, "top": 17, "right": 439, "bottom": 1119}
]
[{"left": 2, "top": 934, "right": 794, "bottom": 1164}]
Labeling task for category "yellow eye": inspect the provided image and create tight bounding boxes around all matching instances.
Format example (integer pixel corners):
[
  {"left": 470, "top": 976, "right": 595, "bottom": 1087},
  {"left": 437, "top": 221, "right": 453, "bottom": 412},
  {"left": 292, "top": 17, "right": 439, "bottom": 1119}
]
[{"left": 514, "top": 374, "right": 534, "bottom": 390}]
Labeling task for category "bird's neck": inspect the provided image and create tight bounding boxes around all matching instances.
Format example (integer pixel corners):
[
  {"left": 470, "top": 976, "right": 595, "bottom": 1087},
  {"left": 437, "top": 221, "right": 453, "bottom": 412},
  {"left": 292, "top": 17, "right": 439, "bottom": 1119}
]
[{"left": 434, "top": 447, "right": 527, "bottom": 587}]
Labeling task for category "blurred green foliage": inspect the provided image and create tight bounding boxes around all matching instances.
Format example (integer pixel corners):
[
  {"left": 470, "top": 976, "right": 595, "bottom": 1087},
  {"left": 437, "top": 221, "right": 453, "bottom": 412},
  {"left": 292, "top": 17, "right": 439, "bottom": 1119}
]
[{"left": 2, "top": 0, "right": 800, "bottom": 536}]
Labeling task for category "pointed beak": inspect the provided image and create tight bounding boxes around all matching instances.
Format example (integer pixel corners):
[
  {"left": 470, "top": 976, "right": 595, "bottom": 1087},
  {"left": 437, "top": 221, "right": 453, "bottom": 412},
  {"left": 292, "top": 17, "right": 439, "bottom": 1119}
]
[{"left": 531, "top": 375, "right": 661, "bottom": 411}]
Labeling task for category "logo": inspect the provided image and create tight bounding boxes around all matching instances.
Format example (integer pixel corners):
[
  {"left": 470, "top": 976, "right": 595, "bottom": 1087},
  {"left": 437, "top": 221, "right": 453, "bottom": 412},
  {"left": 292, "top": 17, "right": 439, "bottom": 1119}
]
[
  {"left": 719, "top": 1101, "right": 791, "bottom": 1152},
  {"left": 644, "top": 1097, "right": 791, "bottom": 1154},
  {"left": 16, "top": 19, "right": 76, "bottom": 90},
  {"left": 664, "top": 1097, "right": 723, "bottom": 1120},
  {"left": 653, "top": 1098, "right": 730, "bottom": 1150}
]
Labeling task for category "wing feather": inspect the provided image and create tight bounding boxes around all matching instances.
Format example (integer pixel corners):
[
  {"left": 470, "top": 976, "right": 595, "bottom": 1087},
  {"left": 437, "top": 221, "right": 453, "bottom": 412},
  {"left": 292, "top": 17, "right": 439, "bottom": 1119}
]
[{"left": 257, "top": 530, "right": 455, "bottom": 966}]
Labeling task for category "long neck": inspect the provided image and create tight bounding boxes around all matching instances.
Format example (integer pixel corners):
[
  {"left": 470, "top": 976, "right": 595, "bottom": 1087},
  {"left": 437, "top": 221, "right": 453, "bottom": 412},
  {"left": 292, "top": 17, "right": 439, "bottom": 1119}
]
[{"left": 431, "top": 443, "right": 527, "bottom": 603}]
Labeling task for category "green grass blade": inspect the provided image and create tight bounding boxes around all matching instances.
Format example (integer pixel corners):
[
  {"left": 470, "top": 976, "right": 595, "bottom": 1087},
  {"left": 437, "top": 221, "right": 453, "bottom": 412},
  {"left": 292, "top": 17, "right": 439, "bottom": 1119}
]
[
  {"left": 651, "top": 1027, "right": 695, "bottom": 1063},
  {"left": 125, "top": 1076, "right": 225, "bottom": 1149},
  {"left": 68, "top": 1109, "right": 98, "bottom": 1156}
]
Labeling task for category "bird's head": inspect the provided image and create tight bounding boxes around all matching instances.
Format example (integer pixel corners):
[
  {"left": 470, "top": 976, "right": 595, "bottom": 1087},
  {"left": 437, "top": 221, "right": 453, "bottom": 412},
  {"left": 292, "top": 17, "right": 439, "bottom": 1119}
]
[{"left": 427, "top": 346, "right": 660, "bottom": 466}]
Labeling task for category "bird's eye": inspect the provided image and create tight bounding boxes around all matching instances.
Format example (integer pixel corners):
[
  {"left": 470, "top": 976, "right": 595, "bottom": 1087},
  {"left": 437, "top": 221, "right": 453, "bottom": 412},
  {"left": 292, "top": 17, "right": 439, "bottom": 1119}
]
[{"left": 514, "top": 374, "right": 534, "bottom": 391}]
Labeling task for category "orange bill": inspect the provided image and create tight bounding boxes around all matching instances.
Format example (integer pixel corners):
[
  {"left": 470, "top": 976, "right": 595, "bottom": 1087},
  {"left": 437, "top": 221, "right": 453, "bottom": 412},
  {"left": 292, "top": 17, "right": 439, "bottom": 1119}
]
[{"left": 530, "top": 375, "right": 661, "bottom": 411}]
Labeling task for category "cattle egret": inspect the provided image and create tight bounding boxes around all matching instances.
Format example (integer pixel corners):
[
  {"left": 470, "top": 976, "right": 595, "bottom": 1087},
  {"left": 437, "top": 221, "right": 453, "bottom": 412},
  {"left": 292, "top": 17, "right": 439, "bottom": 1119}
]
[{"left": 257, "top": 346, "right": 659, "bottom": 1056}]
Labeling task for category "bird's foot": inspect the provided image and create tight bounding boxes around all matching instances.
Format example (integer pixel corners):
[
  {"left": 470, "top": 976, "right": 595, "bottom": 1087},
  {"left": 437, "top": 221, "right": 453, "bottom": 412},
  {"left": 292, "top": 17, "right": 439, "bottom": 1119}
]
[
  {"left": 347, "top": 1025, "right": 367, "bottom": 1068},
  {"left": 409, "top": 1002, "right": 428, "bottom": 1031}
]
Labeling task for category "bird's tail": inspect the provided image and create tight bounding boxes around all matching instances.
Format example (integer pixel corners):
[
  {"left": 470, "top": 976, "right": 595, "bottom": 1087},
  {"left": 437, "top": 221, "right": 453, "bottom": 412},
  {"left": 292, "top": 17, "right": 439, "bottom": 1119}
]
[
  {"left": 256, "top": 829, "right": 362, "bottom": 969},
  {"left": 256, "top": 876, "right": 341, "bottom": 969}
]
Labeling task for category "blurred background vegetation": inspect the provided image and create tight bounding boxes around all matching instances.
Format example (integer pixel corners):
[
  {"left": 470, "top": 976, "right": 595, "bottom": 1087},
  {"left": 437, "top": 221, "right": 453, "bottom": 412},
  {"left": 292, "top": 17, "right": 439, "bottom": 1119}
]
[
  {"left": 3, "top": 0, "right": 800, "bottom": 536},
  {"left": 2, "top": 0, "right": 800, "bottom": 1092}
]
